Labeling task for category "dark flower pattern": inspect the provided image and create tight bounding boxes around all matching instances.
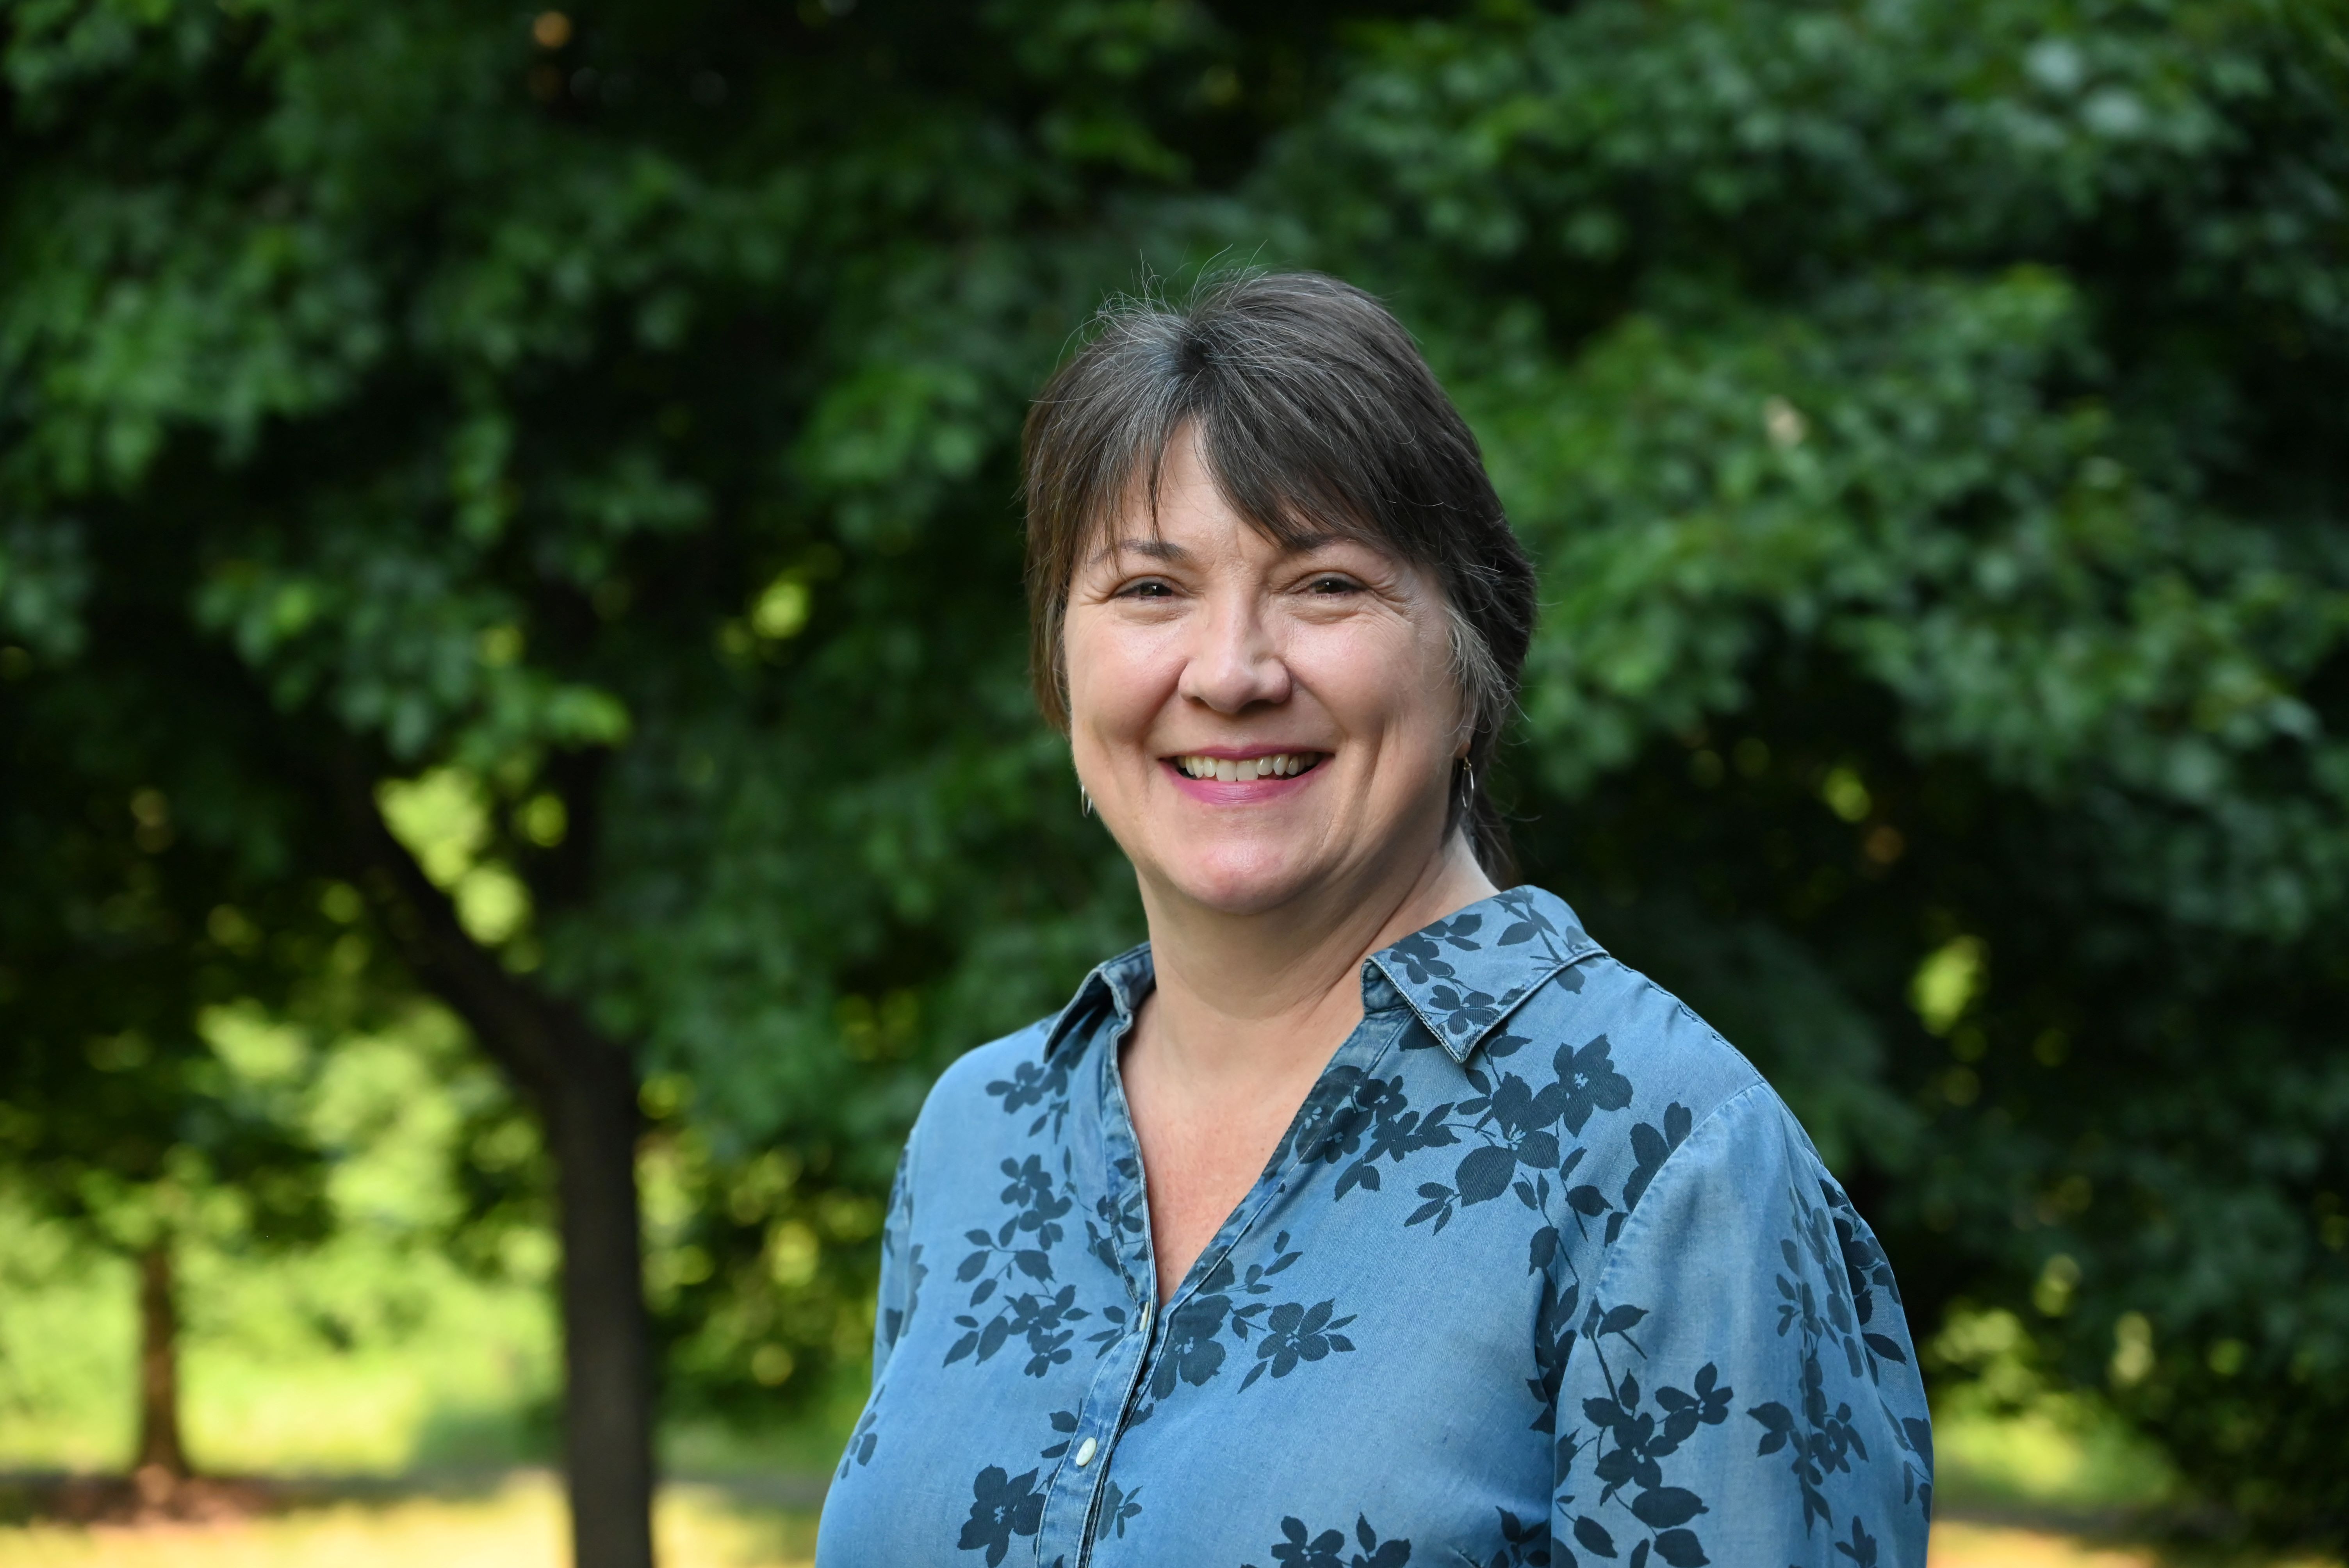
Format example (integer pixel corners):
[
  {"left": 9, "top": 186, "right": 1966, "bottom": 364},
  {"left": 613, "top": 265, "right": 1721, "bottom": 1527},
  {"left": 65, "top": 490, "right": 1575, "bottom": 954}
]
[
  {"left": 1394, "top": 1035, "right": 1638, "bottom": 1236},
  {"left": 1099, "top": 1478, "right": 1142, "bottom": 1538},
  {"left": 1464, "top": 1508, "right": 1553, "bottom": 1568},
  {"left": 1551, "top": 1294, "right": 1734, "bottom": 1568},
  {"left": 1127, "top": 1233, "right": 1358, "bottom": 1413},
  {"left": 823, "top": 887, "right": 1930, "bottom": 1568},
  {"left": 943, "top": 1152, "right": 1085, "bottom": 1373},
  {"left": 836, "top": 1395, "right": 881, "bottom": 1478},
  {"left": 956, "top": 1465, "right": 1044, "bottom": 1566},
  {"left": 1241, "top": 1298, "right": 1359, "bottom": 1390},
  {"left": 985, "top": 1055, "right": 1073, "bottom": 1137},
  {"left": 1749, "top": 1174, "right": 1934, "bottom": 1526},
  {"left": 1245, "top": 1513, "right": 1412, "bottom": 1568}
]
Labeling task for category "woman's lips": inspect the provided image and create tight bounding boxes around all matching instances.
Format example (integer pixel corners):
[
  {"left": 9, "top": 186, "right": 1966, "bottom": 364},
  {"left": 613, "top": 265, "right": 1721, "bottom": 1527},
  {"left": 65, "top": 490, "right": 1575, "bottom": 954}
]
[
  {"left": 1160, "top": 751, "right": 1329, "bottom": 800},
  {"left": 1167, "top": 750, "right": 1326, "bottom": 783}
]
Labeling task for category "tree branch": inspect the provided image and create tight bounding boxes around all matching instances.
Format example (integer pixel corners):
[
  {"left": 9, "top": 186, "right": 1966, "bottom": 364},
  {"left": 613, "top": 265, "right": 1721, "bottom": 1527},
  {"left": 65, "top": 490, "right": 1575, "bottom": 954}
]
[{"left": 328, "top": 750, "right": 582, "bottom": 1110}]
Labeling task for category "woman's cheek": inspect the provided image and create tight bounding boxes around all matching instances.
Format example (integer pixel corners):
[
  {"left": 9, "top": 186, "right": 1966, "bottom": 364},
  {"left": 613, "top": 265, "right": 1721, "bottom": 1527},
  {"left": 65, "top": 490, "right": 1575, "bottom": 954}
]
[
  {"left": 1069, "top": 638, "right": 1166, "bottom": 769},
  {"left": 1300, "top": 622, "right": 1420, "bottom": 734}
]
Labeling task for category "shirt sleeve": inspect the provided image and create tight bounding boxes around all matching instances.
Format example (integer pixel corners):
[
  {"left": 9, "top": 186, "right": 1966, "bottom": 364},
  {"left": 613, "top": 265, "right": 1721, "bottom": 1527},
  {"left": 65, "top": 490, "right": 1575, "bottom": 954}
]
[
  {"left": 870, "top": 1130, "right": 921, "bottom": 1389},
  {"left": 1550, "top": 1085, "right": 1934, "bottom": 1568}
]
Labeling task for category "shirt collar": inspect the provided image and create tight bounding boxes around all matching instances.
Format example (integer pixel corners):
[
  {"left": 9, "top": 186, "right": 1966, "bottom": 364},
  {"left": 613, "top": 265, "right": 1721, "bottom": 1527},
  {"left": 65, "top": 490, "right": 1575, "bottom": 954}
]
[
  {"left": 1039, "top": 941, "right": 1155, "bottom": 1060},
  {"left": 1364, "top": 885, "right": 1601, "bottom": 1064},
  {"left": 1039, "top": 886, "right": 1600, "bottom": 1067}
]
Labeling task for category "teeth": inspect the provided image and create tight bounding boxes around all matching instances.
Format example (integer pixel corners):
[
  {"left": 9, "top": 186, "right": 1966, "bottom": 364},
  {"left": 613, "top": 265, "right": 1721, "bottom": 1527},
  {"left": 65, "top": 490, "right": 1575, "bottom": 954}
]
[{"left": 1176, "top": 753, "right": 1321, "bottom": 780}]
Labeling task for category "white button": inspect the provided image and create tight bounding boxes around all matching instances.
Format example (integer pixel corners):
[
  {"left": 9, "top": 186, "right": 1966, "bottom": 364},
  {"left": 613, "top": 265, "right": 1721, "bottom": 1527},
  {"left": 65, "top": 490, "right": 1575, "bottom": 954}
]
[
  {"left": 1137, "top": 1302, "right": 1151, "bottom": 1336},
  {"left": 1073, "top": 1436, "right": 1098, "bottom": 1468}
]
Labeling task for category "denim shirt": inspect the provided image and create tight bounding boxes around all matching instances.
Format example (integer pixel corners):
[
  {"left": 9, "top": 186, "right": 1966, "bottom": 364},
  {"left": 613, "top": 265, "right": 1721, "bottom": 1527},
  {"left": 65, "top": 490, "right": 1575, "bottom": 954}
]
[{"left": 815, "top": 887, "right": 1932, "bottom": 1568}]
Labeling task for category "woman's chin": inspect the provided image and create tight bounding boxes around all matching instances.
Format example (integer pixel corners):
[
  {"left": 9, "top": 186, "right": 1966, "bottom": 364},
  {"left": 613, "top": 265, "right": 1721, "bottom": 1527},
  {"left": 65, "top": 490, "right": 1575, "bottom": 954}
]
[{"left": 1148, "top": 848, "right": 1331, "bottom": 918}]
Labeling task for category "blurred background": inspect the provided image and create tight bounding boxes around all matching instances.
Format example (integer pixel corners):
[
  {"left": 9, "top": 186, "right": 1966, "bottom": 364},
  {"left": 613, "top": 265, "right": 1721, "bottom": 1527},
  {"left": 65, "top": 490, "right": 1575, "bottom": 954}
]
[{"left": 1, "top": 0, "right": 2345, "bottom": 1564}]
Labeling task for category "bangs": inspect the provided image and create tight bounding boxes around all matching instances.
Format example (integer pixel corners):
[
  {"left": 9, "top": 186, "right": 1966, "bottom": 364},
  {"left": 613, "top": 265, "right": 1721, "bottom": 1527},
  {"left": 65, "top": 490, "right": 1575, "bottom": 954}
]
[{"left": 1070, "top": 404, "right": 1392, "bottom": 572}]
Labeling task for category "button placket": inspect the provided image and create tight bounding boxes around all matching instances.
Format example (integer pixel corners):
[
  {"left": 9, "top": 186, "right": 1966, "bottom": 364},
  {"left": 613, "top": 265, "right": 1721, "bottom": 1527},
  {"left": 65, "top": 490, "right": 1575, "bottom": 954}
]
[
  {"left": 1028, "top": 1007, "right": 1159, "bottom": 1568},
  {"left": 1045, "top": 968, "right": 1407, "bottom": 1566}
]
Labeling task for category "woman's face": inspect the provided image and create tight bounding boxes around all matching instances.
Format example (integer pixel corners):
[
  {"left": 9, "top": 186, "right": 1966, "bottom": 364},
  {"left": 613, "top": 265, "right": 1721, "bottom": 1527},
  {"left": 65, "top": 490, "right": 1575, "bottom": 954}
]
[{"left": 1064, "top": 433, "right": 1466, "bottom": 919}]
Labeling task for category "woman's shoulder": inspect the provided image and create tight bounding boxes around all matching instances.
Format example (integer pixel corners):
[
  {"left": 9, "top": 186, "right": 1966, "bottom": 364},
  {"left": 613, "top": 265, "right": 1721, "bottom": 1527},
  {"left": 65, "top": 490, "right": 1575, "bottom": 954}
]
[
  {"left": 909, "top": 1015, "right": 1066, "bottom": 1144},
  {"left": 1377, "top": 884, "right": 1853, "bottom": 1236},
  {"left": 1524, "top": 940, "right": 1777, "bottom": 1138},
  {"left": 907, "top": 942, "right": 1146, "bottom": 1155},
  {"left": 1387, "top": 884, "right": 1773, "bottom": 1131}
]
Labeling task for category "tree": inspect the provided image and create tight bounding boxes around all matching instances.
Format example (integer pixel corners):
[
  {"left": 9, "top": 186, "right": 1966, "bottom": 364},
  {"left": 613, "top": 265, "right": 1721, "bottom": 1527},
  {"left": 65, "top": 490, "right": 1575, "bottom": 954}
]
[
  {"left": 4, "top": 0, "right": 2345, "bottom": 1557},
  {"left": 0, "top": 632, "right": 334, "bottom": 1488}
]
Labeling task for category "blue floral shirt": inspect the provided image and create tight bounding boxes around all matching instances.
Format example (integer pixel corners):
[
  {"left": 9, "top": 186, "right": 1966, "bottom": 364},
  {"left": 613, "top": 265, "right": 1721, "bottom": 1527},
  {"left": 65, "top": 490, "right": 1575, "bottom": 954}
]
[{"left": 815, "top": 887, "right": 1932, "bottom": 1568}]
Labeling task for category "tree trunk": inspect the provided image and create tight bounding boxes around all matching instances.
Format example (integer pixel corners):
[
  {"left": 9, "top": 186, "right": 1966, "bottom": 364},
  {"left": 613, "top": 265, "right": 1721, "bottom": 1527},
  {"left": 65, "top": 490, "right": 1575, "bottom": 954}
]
[
  {"left": 134, "top": 1240, "right": 189, "bottom": 1484},
  {"left": 552, "top": 1028, "right": 657, "bottom": 1568},
  {"left": 337, "top": 766, "right": 657, "bottom": 1568}
]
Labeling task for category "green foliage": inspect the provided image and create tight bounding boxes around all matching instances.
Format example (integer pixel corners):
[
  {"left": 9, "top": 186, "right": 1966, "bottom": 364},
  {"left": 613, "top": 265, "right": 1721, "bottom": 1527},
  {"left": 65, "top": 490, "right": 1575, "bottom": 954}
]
[{"left": 3, "top": 0, "right": 2345, "bottom": 1541}]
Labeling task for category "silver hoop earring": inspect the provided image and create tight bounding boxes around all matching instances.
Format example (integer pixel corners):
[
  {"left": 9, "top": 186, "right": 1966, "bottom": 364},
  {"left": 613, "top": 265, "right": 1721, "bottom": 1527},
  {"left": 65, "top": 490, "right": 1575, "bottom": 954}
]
[
  {"left": 1457, "top": 758, "right": 1476, "bottom": 813},
  {"left": 1080, "top": 785, "right": 1094, "bottom": 818}
]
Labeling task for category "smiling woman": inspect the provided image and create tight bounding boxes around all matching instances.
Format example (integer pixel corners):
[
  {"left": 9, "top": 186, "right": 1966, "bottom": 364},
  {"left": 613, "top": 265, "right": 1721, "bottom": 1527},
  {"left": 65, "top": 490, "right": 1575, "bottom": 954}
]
[{"left": 814, "top": 275, "right": 1935, "bottom": 1568}]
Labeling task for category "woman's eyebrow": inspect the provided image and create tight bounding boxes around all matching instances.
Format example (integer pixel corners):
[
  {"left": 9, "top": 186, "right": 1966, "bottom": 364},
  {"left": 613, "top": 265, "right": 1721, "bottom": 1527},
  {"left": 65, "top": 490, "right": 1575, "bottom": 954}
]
[{"left": 1090, "top": 536, "right": 1190, "bottom": 565}]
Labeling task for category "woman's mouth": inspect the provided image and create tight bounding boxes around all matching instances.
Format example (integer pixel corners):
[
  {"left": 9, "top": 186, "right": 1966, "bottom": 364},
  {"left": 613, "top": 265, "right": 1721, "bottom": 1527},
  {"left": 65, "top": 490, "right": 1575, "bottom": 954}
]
[{"left": 1169, "top": 752, "right": 1327, "bottom": 783}]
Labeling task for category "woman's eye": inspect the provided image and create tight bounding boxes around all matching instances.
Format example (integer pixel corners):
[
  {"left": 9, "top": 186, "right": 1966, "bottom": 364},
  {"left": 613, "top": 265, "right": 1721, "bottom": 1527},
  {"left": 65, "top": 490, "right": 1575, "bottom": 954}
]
[
  {"left": 1120, "top": 579, "right": 1175, "bottom": 599},
  {"left": 1307, "top": 575, "right": 1362, "bottom": 595}
]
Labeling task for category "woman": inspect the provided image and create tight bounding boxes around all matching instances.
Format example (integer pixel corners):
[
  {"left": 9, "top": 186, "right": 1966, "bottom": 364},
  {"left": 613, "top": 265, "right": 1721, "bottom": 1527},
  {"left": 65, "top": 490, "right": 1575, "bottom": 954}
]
[{"left": 815, "top": 274, "right": 1931, "bottom": 1568}]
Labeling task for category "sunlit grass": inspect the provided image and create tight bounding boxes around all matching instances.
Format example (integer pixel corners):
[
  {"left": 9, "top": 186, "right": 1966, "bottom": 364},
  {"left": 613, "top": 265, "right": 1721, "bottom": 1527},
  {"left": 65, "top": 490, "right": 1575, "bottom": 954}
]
[
  {"left": 2, "top": 1481, "right": 2338, "bottom": 1568},
  {"left": 0, "top": 1475, "right": 816, "bottom": 1568},
  {"left": 1930, "top": 1522, "right": 2165, "bottom": 1567}
]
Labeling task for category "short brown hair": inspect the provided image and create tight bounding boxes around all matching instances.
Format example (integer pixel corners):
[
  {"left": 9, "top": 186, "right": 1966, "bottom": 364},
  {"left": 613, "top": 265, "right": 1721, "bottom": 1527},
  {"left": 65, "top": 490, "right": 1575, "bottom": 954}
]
[{"left": 1021, "top": 271, "right": 1536, "bottom": 878}]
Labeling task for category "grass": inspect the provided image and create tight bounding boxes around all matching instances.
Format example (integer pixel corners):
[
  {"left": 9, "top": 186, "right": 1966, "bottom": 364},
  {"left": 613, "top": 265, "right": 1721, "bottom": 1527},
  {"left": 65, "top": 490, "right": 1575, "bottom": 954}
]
[
  {"left": 0, "top": 1474, "right": 2336, "bottom": 1568},
  {"left": 0, "top": 1475, "right": 817, "bottom": 1568},
  {"left": 1926, "top": 1520, "right": 2343, "bottom": 1568}
]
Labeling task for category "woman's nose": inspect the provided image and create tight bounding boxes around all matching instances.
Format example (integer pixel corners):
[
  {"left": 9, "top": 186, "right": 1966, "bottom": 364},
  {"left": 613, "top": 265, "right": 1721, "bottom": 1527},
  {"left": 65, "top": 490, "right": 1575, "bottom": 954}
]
[{"left": 1176, "top": 596, "right": 1292, "bottom": 714}]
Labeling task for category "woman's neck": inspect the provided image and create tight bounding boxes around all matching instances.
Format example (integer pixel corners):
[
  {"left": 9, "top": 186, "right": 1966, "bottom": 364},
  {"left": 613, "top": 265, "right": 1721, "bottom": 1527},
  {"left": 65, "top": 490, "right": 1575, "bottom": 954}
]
[{"left": 1132, "top": 832, "right": 1499, "bottom": 1094}]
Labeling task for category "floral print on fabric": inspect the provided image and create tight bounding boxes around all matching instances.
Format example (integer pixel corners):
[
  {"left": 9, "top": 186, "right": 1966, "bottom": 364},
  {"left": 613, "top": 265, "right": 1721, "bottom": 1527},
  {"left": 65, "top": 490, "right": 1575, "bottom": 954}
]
[
  {"left": 1244, "top": 1515, "right": 1411, "bottom": 1568},
  {"left": 814, "top": 886, "right": 1932, "bottom": 1568},
  {"left": 958, "top": 1465, "right": 1046, "bottom": 1566}
]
